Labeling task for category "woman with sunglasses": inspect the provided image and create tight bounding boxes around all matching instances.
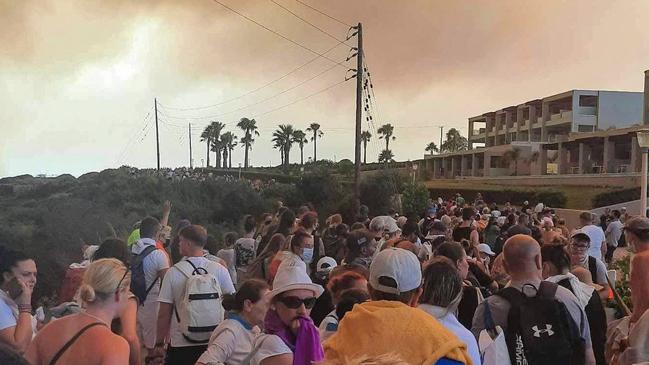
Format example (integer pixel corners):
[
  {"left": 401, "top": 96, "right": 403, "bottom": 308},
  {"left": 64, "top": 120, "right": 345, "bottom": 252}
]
[
  {"left": 196, "top": 279, "right": 271, "bottom": 365},
  {"left": 250, "top": 259, "right": 324, "bottom": 365},
  {"left": 26, "top": 258, "right": 130, "bottom": 365}
]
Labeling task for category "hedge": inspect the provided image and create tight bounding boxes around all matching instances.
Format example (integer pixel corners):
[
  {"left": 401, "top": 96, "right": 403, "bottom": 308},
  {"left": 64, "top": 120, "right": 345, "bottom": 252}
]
[
  {"left": 427, "top": 187, "right": 567, "bottom": 208},
  {"left": 592, "top": 188, "right": 639, "bottom": 208}
]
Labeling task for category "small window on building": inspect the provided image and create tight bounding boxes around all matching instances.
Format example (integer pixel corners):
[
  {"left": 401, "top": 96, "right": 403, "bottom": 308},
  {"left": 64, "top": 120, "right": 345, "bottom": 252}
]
[
  {"left": 579, "top": 95, "right": 598, "bottom": 107},
  {"left": 577, "top": 125, "right": 595, "bottom": 132}
]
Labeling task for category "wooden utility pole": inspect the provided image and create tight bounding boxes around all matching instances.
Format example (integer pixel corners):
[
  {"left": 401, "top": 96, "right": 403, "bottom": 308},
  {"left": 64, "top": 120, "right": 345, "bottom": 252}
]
[
  {"left": 353, "top": 23, "right": 363, "bottom": 218},
  {"left": 155, "top": 98, "right": 160, "bottom": 170},
  {"left": 439, "top": 126, "right": 444, "bottom": 152},
  {"left": 189, "top": 123, "right": 193, "bottom": 168}
]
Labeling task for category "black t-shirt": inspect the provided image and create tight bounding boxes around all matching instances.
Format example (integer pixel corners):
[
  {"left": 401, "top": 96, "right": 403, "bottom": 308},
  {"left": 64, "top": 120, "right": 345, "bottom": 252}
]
[
  {"left": 452, "top": 226, "right": 472, "bottom": 242},
  {"left": 468, "top": 261, "right": 494, "bottom": 289},
  {"left": 507, "top": 224, "right": 532, "bottom": 237},
  {"left": 458, "top": 285, "right": 480, "bottom": 330}
]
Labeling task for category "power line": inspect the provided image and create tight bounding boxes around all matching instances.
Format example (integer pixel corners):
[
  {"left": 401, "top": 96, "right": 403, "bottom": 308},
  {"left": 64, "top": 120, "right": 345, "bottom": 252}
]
[
  {"left": 157, "top": 41, "right": 347, "bottom": 112},
  {"left": 210, "top": 0, "right": 348, "bottom": 69},
  {"left": 116, "top": 110, "right": 153, "bottom": 165},
  {"left": 293, "top": 0, "right": 352, "bottom": 27},
  {"left": 158, "top": 60, "right": 344, "bottom": 121},
  {"left": 252, "top": 78, "right": 350, "bottom": 118},
  {"left": 269, "top": 0, "right": 351, "bottom": 45}
]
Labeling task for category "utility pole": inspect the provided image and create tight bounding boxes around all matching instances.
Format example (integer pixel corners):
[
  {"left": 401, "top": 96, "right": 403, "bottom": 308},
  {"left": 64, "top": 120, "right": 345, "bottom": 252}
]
[
  {"left": 189, "top": 123, "right": 193, "bottom": 169},
  {"left": 353, "top": 23, "right": 363, "bottom": 220},
  {"left": 439, "top": 125, "right": 444, "bottom": 152},
  {"left": 154, "top": 98, "right": 160, "bottom": 170}
]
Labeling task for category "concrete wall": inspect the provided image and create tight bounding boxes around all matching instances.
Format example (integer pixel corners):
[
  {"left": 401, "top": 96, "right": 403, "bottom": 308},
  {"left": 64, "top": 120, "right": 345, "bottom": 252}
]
[
  {"left": 431, "top": 173, "right": 643, "bottom": 189},
  {"left": 597, "top": 91, "right": 644, "bottom": 130}
]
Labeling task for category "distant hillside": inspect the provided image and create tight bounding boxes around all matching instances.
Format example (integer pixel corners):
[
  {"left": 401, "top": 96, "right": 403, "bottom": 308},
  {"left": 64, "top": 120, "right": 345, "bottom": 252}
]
[{"left": 0, "top": 167, "right": 276, "bottom": 300}]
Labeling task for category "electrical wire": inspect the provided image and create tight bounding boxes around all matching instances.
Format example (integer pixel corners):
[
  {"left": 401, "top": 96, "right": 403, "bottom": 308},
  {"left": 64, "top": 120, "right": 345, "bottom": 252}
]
[
  {"left": 157, "top": 41, "right": 347, "bottom": 112},
  {"left": 158, "top": 60, "right": 344, "bottom": 121},
  {"left": 210, "top": 0, "right": 348, "bottom": 69},
  {"left": 293, "top": 0, "right": 352, "bottom": 27},
  {"left": 269, "top": 0, "right": 351, "bottom": 45},
  {"left": 251, "top": 77, "right": 350, "bottom": 118}
]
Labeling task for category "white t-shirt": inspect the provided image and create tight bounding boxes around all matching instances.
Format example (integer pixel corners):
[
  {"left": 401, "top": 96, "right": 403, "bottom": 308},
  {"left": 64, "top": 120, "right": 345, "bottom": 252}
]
[
  {"left": 0, "top": 289, "right": 18, "bottom": 331},
  {"left": 131, "top": 238, "right": 170, "bottom": 302},
  {"left": 158, "top": 257, "right": 236, "bottom": 347},
  {"left": 318, "top": 310, "right": 339, "bottom": 343},
  {"left": 250, "top": 334, "right": 292, "bottom": 365},
  {"left": 418, "top": 304, "right": 481, "bottom": 365},
  {"left": 235, "top": 237, "right": 257, "bottom": 267},
  {"left": 197, "top": 318, "right": 259, "bottom": 365},
  {"left": 217, "top": 248, "right": 237, "bottom": 285},
  {"left": 581, "top": 225, "right": 606, "bottom": 261}
]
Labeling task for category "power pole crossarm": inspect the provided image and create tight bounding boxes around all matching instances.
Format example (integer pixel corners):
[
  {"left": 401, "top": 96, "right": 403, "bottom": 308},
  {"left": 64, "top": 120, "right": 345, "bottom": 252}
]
[{"left": 353, "top": 23, "right": 363, "bottom": 219}]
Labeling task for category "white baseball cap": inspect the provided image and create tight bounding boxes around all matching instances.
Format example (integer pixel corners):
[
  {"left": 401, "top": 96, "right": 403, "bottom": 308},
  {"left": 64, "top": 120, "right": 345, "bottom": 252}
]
[
  {"left": 369, "top": 248, "right": 422, "bottom": 295},
  {"left": 384, "top": 217, "right": 400, "bottom": 234},
  {"left": 478, "top": 243, "right": 496, "bottom": 256},
  {"left": 269, "top": 258, "right": 324, "bottom": 299},
  {"left": 316, "top": 256, "right": 338, "bottom": 273}
]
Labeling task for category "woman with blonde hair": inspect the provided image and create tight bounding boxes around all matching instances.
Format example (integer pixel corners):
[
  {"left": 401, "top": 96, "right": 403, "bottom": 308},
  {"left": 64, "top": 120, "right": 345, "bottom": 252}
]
[{"left": 26, "top": 259, "right": 130, "bottom": 365}]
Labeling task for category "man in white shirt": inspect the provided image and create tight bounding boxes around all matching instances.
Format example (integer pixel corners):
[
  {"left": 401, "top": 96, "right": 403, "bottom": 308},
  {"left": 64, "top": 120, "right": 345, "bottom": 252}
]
[
  {"left": 131, "top": 216, "right": 170, "bottom": 351},
  {"left": 154, "top": 224, "right": 235, "bottom": 365},
  {"left": 579, "top": 212, "right": 606, "bottom": 261},
  {"left": 605, "top": 210, "right": 624, "bottom": 263}
]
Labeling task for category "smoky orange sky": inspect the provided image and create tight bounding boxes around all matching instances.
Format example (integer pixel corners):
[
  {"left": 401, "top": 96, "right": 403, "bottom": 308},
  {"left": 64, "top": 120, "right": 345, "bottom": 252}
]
[{"left": 1, "top": 0, "right": 649, "bottom": 177}]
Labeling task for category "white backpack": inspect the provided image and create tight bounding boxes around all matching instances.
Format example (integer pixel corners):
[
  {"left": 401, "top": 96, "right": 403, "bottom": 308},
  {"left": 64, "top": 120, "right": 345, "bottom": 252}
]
[{"left": 174, "top": 260, "right": 224, "bottom": 344}]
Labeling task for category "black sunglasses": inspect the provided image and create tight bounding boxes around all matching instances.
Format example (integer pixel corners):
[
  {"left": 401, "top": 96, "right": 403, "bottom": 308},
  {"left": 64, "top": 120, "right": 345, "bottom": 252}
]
[
  {"left": 277, "top": 295, "right": 317, "bottom": 309},
  {"left": 115, "top": 267, "right": 130, "bottom": 297}
]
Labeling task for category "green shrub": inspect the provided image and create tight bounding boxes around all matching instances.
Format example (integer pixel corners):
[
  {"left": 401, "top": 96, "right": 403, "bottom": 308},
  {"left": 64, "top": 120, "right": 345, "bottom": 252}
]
[
  {"left": 427, "top": 188, "right": 567, "bottom": 208},
  {"left": 401, "top": 183, "right": 430, "bottom": 218},
  {"left": 360, "top": 170, "right": 404, "bottom": 215},
  {"left": 592, "top": 188, "right": 639, "bottom": 208}
]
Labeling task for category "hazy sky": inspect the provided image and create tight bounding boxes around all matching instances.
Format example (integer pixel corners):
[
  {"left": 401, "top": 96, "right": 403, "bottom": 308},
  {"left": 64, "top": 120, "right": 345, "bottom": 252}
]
[{"left": 2, "top": 0, "right": 649, "bottom": 177}]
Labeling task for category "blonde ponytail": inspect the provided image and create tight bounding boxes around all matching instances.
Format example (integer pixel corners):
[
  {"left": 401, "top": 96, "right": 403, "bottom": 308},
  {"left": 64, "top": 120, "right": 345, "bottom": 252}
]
[{"left": 80, "top": 258, "right": 129, "bottom": 304}]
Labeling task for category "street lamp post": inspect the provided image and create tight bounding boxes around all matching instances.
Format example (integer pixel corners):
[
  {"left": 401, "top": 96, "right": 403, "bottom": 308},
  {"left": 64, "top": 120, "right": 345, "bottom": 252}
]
[{"left": 636, "top": 130, "right": 649, "bottom": 217}]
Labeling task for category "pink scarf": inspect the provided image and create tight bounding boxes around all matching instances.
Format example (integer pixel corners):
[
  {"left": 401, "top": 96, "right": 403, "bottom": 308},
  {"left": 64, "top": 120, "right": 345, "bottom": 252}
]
[{"left": 264, "top": 310, "right": 324, "bottom": 365}]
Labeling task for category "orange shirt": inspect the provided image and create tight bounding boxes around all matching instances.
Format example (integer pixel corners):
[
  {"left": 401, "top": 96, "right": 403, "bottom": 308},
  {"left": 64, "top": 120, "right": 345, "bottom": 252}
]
[{"left": 631, "top": 249, "right": 649, "bottom": 323}]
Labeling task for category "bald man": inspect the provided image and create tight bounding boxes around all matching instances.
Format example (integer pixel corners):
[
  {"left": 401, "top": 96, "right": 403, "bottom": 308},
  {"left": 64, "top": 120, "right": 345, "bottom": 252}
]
[{"left": 471, "top": 234, "right": 596, "bottom": 365}]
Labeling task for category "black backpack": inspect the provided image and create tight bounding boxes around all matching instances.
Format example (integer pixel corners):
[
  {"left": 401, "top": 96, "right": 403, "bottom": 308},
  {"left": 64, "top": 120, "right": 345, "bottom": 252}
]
[
  {"left": 130, "top": 245, "right": 159, "bottom": 305},
  {"left": 497, "top": 281, "right": 585, "bottom": 365}
]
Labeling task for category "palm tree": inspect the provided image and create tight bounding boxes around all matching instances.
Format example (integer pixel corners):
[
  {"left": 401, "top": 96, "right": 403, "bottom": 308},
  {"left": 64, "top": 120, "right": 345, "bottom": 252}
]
[
  {"left": 237, "top": 118, "right": 259, "bottom": 169},
  {"left": 361, "top": 130, "right": 372, "bottom": 164},
  {"left": 425, "top": 142, "right": 439, "bottom": 155},
  {"left": 378, "top": 149, "right": 394, "bottom": 164},
  {"left": 292, "top": 129, "right": 308, "bottom": 165},
  {"left": 377, "top": 123, "right": 396, "bottom": 151},
  {"left": 306, "top": 123, "right": 324, "bottom": 162},
  {"left": 220, "top": 132, "right": 237, "bottom": 169},
  {"left": 273, "top": 139, "right": 284, "bottom": 166},
  {"left": 502, "top": 147, "right": 522, "bottom": 175},
  {"left": 439, "top": 128, "right": 468, "bottom": 153},
  {"left": 272, "top": 124, "right": 295, "bottom": 167},
  {"left": 208, "top": 121, "right": 226, "bottom": 169},
  {"left": 200, "top": 124, "right": 213, "bottom": 167}
]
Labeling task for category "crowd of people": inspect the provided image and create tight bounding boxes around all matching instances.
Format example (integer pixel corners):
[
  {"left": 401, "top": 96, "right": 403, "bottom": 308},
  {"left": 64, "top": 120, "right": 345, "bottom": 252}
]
[{"left": 1, "top": 193, "right": 649, "bottom": 365}]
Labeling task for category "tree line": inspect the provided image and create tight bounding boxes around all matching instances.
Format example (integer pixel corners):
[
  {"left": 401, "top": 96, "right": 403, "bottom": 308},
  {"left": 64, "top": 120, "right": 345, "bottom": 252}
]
[{"left": 201, "top": 119, "right": 471, "bottom": 169}]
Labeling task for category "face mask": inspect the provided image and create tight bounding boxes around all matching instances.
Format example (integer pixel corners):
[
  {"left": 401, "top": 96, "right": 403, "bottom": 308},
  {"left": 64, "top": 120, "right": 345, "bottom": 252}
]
[{"left": 301, "top": 248, "right": 314, "bottom": 264}]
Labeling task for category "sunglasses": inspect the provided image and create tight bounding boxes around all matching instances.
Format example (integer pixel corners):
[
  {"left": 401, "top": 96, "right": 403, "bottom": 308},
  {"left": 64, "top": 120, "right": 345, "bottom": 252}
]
[
  {"left": 277, "top": 295, "right": 317, "bottom": 309},
  {"left": 264, "top": 220, "right": 272, "bottom": 225},
  {"left": 570, "top": 244, "right": 589, "bottom": 251}
]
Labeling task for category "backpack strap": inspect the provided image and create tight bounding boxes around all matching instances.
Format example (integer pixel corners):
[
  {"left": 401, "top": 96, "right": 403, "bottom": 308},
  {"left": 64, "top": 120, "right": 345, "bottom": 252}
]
[
  {"left": 495, "top": 287, "right": 525, "bottom": 308},
  {"left": 588, "top": 256, "right": 598, "bottom": 283},
  {"left": 537, "top": 281, "right": 559, "bottom": 300},
  {"left": 48, "top": 322, "right": 105, "bottom": 365}
]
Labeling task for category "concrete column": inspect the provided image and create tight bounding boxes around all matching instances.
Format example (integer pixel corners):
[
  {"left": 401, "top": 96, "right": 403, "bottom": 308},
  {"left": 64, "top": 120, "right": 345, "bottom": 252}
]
[
  {"left": 432, "top": 159, "right": 438, "bottom": 178},
  {"left": 516, "top": 108, "right": 523, "bottom": 141},
  {"left": 460, "top": 155, "right": 468, "bottom": 176},
  {"left": 558, "top": 142, "right": 568, "bottom": 175},
  {"left": 529, "top": 105, "right": 537, "bottom": 142},
  {"left": 494, "top": 116, "right": 502, "bottom": 146},
  {"left": 603, "top": 137, "right": 614, "bottom": 173},
  {"left": 541, "top": 102, "right": 549, "bottom": 142},
  {"left": 631, "top": 137, "right": 641, "bottom": 172},
  {"left": 468, "top": 120, "right": 474, "bottom": 149},
  {"left": 578, "top": 142, "right": 591, "bottom": 174},
  {"left": 472, "top": 154, "right": 478, "bottom": 176},
  {"left": 538, "top": 147, "right": 548, "bottom": 175},
  {"left": 505, "top": 111, "right": 513, "bottom": 143},
  {"left": 450, "top": 157, "right": 457, "bottom": 178},
  {"left": 642, "top": 70, "right": 649, "bottom": 125},
  {"left": 483, "top": 154, "right": 491, "bottom": 177}
]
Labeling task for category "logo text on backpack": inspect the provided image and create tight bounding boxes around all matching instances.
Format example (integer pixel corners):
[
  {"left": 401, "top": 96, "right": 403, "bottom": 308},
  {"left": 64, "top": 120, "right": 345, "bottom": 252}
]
[{"left": 532, "top": 324, "right": 554, "bottom": 338}]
